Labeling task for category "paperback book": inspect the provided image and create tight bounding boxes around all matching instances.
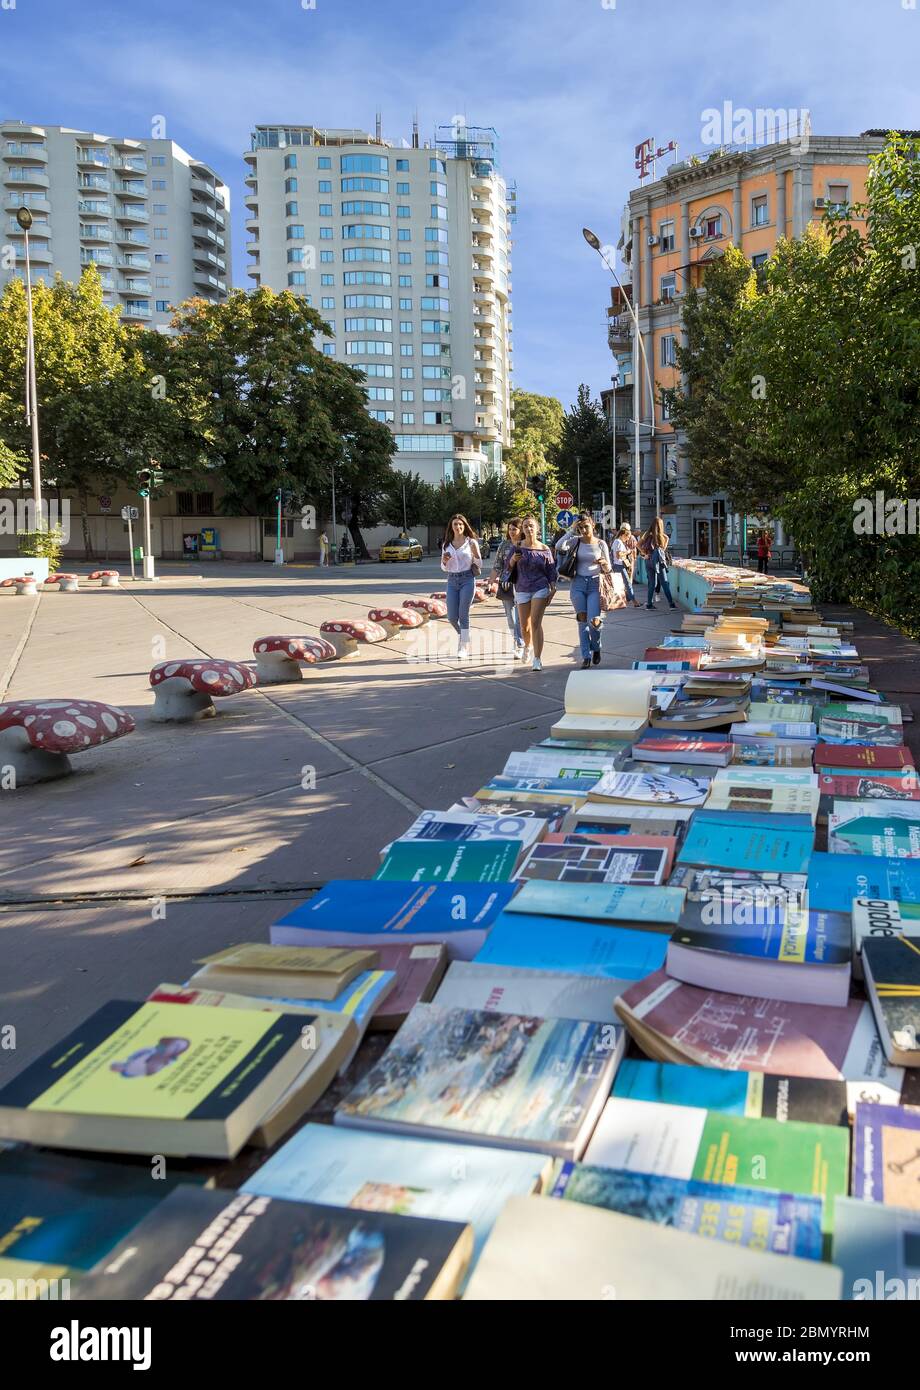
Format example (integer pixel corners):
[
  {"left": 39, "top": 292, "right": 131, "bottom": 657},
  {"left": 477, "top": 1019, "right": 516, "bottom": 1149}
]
[
  {"left": 828, "top": 802, "right": 920, "bottom": 858},
  {"left": 376, "top": 838, "right": 521, "bottom": 883},
  {"left": 472, "top": 913, "right": 668, "bottom": 980},
  {"left": 515, "top": 838, "right": 672, "bottom": 888},
  {"left": 852, "top": 1104, "right": 920, "bottom": 1210},
  {"left": 434, "top": 960, "right": 626, "bottom": 1024},
  {"left": 861, "top": 935, "right": 920, "bottom": 1066},
  {"left": 613, "top": 1058, "right": 849, "bottom": 1127},
  {"left": 676, "top": 809, "right": 815, "bottom": 874},
  {"left": 503, "top": 879, "right": 686, "bottom": 929},
  {"left": 587, "top": 769, "right": 710, "bottom": 808}
]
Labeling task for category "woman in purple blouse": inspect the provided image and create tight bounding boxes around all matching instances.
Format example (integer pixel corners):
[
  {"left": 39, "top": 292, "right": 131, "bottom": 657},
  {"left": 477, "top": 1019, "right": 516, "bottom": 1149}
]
[{"left": 508, "top": 515, "right": 557, "bottom": 672}]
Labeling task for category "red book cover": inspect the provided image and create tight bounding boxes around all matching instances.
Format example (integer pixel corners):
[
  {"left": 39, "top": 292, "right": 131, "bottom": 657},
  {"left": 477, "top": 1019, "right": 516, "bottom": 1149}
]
[
  {"left": 634, "top": 736, "right": 733, "bottom": 756},
  {"left": 818, "top": 773, "right": 920, "bottom": 799},
  {"left": 368, "top": 942, "right": 449, "bottom": 1030},
  {"left": 542, "top": 831, "right": 677, "bottom": 878},
  {"left": 644, "top": 647, "right": 703, "bottom": 669},
  {"left": 813, "top": 744, "right": 915, "bottom": 770}
]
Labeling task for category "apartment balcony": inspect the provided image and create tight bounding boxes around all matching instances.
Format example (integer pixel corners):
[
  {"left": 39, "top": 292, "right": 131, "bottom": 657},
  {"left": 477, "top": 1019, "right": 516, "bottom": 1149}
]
[
  {"left": 122, "top": 303, "right": 152, "bottom": 320},
  {"left": 470, "top": 195, "right": 492, "bottom": 213},
  {"left": 190, "top": 177, "right": 218, "bottom": 201},
  {"left": 192, "top": 224, "right": 219, "bottom": 246},
  {"left": 81, "top": 249, "right": 114, "bottom": 267},
  {"left": 76, "top": 148, "right": 110, "bottom": 168},
  {"left": 4, "top": 141, "right": 48, "bottom": 161},
  {"left": 194, "top": 270, "right": 221, "bottom": 291},
  {"left": 244, "top": 190, "right": 258, "bottom": 210},
  {"left": 20, "top": 241, "right": 52, "bottom": 264},
  {"left": 112, "top": 157, "right": 147, "bottom": 174},
  {"left": 607, "top": 315, "right": 633, "bottom": 347},
  {"left": 5, "top": 193, "right": 51, "bottom": 215},
  {"left": 4, "top": 168, "right": 49, "bottom": 189},
  {"left": 1, "top": 122, "right": 45, "bottom": 139},
  {"left": 115, "top": 180, "right": 147, "bottom": 198},
  {"left": 473, "top": 264, "right": 495, "bottom": 284},
  {"left": 247, "top": 265, "right": 260, "bottom": 280},
  {"left": 115, "top": 204, "right": 149, "bottom": 223},
  {"left": 77, "top": 200, "right": 112, "bottom": 217},
  {"left": 79, "top": 224, "right": 112, "bottom": 242},
  {"left": 115, "top": 228, "right": 150, "bottom": 246},
  {"left": 96, "top": 274, "right": 114, "bottom": 290},
  {"left": 471, "top": 237, "right": 493, "bottom": 258},
  {"left": 119, "top": 279, "right": 152, "bottom": 294},
  {"left": 118, "top": 254, "right": 150, "bottom": 270},
  {"left": 78, "top": 174, "right": 110, "bottom": 191},
  {"left": 471, "top": 221, "right": 492, "bottom": 241},
  {"left": 193, "top": 199, "right": 218, "bottom": 223}
]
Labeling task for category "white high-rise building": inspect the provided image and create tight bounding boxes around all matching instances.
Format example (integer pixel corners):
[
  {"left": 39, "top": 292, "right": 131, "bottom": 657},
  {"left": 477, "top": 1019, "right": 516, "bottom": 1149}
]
[
  {"left": 243, "top": 121, "right": 513, "bottom": 485},
  {"left": 1, "top": 121, "right": 231, "bottom": 332}
]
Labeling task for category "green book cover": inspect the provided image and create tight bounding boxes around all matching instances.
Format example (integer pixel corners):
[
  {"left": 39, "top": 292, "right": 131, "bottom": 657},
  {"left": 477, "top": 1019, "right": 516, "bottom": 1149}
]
[
  {"left": 749, "top": 701, "right": 814, "bottom": 723},
  {"left": 375, "top": 838, "right": 522, "bottom": 884}
]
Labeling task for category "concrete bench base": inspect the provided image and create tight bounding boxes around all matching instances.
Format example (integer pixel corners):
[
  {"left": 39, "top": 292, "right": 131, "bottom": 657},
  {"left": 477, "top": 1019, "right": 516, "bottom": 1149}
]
[
  {"left": 0, "top": 727, "right": 72, "bottom": 784},
  {"left": 149, "top": 660, "right": 257, "bottom": 723},
  {"left": 150, "top": 680, "right": 221, "bottom": 722},
  {"left": 253, "top": 636, "right": 337, "bottom": 684}
]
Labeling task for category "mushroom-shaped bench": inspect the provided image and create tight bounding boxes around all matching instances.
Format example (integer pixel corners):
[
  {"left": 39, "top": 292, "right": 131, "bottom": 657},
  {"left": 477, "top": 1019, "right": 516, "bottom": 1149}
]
[
  {"left": 402, "top": 597, "right": 447, "bottom": 621},
  {"left": 252, "top": 634, "right": 338, "bottom": 684},
  {"left": 149, "top": 659, "right": 257, "bottom": 722},
  {"left": 473, "top": 584, "right": 488, "bottom": 604},
  {"left": 46, "top": 573, "right": 80, "bottom": 593},
  {"left": 430, "top": 590, "right": 447, "bottom": 601},
  {"left": 0, "top": 698, "right": 135, "bottom": 785},
  {"left": 319, "top": 618, "right": 388, "bottom": 659},
  {"left": 367, "top": 606, "right": 426, "bottom": 639},
  {"left": 1, "top": 576, "right": 39, "bottom": 596},
  {"left": 89, "top": 569, "right": 120, "bottom": 588}
]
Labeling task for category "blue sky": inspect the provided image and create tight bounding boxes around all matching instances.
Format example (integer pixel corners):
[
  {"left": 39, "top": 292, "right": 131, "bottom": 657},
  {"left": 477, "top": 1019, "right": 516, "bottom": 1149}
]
[{"left": 2, "top": 0, "right": 918, "bottom": 409}]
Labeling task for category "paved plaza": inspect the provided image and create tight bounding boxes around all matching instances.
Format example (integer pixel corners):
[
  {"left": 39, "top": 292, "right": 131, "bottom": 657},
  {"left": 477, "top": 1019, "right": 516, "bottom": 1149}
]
[{"left": 1, "top": 559, "right": 680, "bottom": 1073}]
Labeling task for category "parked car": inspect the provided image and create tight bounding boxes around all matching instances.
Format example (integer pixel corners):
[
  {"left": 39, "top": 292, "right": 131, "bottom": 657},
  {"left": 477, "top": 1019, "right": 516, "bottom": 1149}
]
[{"left": 379, "top": 536, "right": 424, "bottom": 563}]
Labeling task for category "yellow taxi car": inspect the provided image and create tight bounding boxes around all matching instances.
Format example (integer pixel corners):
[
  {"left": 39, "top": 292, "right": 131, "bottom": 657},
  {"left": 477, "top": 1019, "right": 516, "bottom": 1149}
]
[{"left": 379, "top": 536, "right": 424, "bottom": 563}]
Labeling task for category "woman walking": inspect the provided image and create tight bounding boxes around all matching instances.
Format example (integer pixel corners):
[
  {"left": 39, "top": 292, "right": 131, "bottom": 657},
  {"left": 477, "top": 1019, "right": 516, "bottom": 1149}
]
[
  {"left": 641, "top": 517, "right": 677, "bottom": 611},
  {"left": 611, "top": 523, "right": 642, "bottom": 607},
  {"left": 508, "top": 515, "right": 557, "bottom": 672},
  {"left": 757, "top": 528, "right": 772, "bottom": 575},
  {"left": 561, "top": 515, "right": 614, "bottom": 668},
  {"left": 489, "top": 518, "right": 526, "bottom": 660},
  {"left": 440, "top": 514, "right": 483, "bottom": 658}
]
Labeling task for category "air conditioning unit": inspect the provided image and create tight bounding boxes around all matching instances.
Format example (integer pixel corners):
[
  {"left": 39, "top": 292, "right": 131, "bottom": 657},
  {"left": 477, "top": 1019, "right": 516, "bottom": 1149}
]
[
  {"left": 647, "top": 235, "right": 659, "bottom": 248},
  {"left": 814, "top": 197, "right": 826, "bottom": 209},
  {"left": 688, "top": 226, "right": 702, "bottom": 239}
]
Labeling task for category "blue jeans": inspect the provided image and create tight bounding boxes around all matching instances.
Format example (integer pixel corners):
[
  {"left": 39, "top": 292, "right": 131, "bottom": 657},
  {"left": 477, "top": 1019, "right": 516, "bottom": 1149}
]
[
  {"left": 570, "top": 574, "right": 602, "bottom": 660},
  {"left": 500, "top": 594, "right": 523, "bottom": 646},
  {"left": 612, "top": 561, "right": 635, "bottom": 602},
  {"left": 647, "top": 563, "right": 675, "bottom": 608},
  {"left": 446, "top": 571, "right": 475, "bottom": 633}
]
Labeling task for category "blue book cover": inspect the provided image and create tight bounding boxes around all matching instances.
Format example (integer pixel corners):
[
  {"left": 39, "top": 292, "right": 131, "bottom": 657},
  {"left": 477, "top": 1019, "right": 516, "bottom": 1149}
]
[
  {"left": 473, "top": 913, "right": 668, "bottom": 979},
  {"left": 808, "top": 853, "right": 920, "bottom": 913},
  {"left": 612, "top": 1059, "right": 848, "bottom": 1126},
  {"left": 833, "top": 1196, "right": 920, "bottom": 1301},
  {"left": 257, "top": 970, "right": 397, "bottom": 1028},
  {"left": 677, "top": 810, "right": 815, "bottom": 873},
  {"left": 270, "top": 881, "right": 516, "bottom": 960},
  {"left": 503, "top": 879, "right": 685, "bottom": 925},
  {"left": 550, "top": 1162, "right": 824, "bottom": 1260},
  {"left": 853, "top": 1103, "right": 920, "bottom": 1204}
]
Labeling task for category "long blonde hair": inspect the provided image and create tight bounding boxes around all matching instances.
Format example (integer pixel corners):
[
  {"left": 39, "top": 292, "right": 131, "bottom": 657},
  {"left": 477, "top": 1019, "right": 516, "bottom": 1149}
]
[{"left": 643, "top": 517, "right": 667, "bottom": 550}]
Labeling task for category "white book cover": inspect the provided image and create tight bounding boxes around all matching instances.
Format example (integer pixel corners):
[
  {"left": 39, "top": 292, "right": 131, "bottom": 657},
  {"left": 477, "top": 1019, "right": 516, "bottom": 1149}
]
[
  {"left": 502, "top": 748, "right": 620, "bottom": 782},
  {"left": 388, "top": 809, "right": 545, "bottom": 856},
  {"left": 562, "top": 670, "right": 653, "bottom": 718},
  {"left": 434, "top": 961, "right": 633, "bottom": 1019},
  {"left": 713, "top": 767, "right": 818, "bottom": 788},
  {"left": 582, "top": 1096, "right": 705, "bottom": 1176}
]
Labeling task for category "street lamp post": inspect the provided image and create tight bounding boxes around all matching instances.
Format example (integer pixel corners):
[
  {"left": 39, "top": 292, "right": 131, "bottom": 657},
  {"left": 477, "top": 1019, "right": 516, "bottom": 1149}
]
[
  {"left": 16, "top": 207, "right": 43, "bottom": 529},
  {"left": 609, "top": 374, "right": 618, "bottom": 534},
  {"left": 582, "top": 228, "right": 655, "bottom": 536}
]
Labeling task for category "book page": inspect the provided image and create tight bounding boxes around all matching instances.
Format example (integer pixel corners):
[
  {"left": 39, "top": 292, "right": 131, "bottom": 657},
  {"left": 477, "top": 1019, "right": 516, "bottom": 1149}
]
[{"left": 564, "top": 671, "right": 653, "bottom": 719}]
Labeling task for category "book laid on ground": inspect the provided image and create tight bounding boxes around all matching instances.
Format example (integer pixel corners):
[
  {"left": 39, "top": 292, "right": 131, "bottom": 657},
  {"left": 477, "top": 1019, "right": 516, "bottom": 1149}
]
[
  {"left": 649, "top": 699, "right": 750, "bottom": 731},
  {"left": 811, "top": 680, "right": 884, "bottom": 702},
  {"left": 515, "top": 838, "right": 672, "bottom": 888},
  {"left": 369, "top": 943, "right": 449, "bottom": 1030},
  {"left": 550, "top": 671, "right": 653, "bottom": 741},
  {"left": 818, "top": 718, "right": 906, "bottom": 748},
  {"left": 455, "top": 797, "right": 571, "bottom": 829},
  {"left": 814, "top": 744, "right": 915, "bottom": 772},
  {"left": 462, "top": 1195, "right": 842, "bottom": 1300},
  {"left": 538, "top": 737, "right": 634, "bottom": 754},
  {"left": 187, "top": 943, "right": 379, "bottom": 1002},
  {"left": 713, "top": 766, "right": 819, "bottom": 788},
  {"left": 808, "top": 852, "right": 920, "bottom": 914},
  {"left": 0, "top": 1148, "right": 200, "bottom": 1277},
  {"left": 643, "top": 647, "right": 704, "bottom": 670},
  {"left": 503, "top": 879, "right": 686, "bottom": 930},
  {"left": 613, "top": 1057, "right": 849, "bottom": 1127},
  {"left": 0, "top": 1000, "right": 312, "bottom": 1159},
  {"left": 852, "top": 899, "right": 920, "bottom": 981},
  {"left": 335, "top": 1004, "right": 622, "bottom": 1159},
  {"left": 375, "top": 838, "right": 521, "bottom": 884},
  {"left": 614, "top": 970, "right": 904, "bottom": 1107},
  {"left": 582, "top": 1096, "right": 848, "bottom": 1232},
  {"left": 731, "top": 721, "right": 817, "bottom": 743},
  {"left": 832, "top": 1196, "right": 920, "bottom": 1301},
  {"left": 587, "top": 769, "right": 709, "bottom": 808},
  {"left": 388, "top": 808, "right": 546, "bottom": 856},
  {"left": 433, "top": 960, "right": 625, "bottom": 1025},
  {"left": 270, "top": 881, "right": 516, "bottom": 960},
  {"left": 862, "top": 935, "right": 920, "bottom": 1067},
  {"left": 729, "top": 739, "right": 815, "bottom": 767},
  {"left": 828, "top": 801, "right": 920, "bottom": 858},
  {"left": 560, "top": 804, "right": 694, "bottom": 841},
  {"left": 703, "top": 782, "right": 821, "bottom": 821},
  {"left": 240, "top": 1124, "right": 551, "bottom": 1286},
  {"left": 818, "top": 772, "right": 920, "bottom": 824},
  {"left": 473, "top": 775, "right": 590, "bottom": 807},
  {"left": 540, "top": 829, "right": 677, "bottom": 877},
  {"left": 632, "top": 735, "right": 733, "bottom": 767},
  {"left": 748, "top": 700, "right": 815, "bottom": 724},
  {"left": 853, "top": 1104, "right": 920, "bottom": 1210},
  {"left": 666, "top": 902, "right": 852, "bottom": 1007},
  {"left": 502, "top": 747, "right": 629, "bottom": 781},
  {"left": 74, "top": 1186, "right": 473, "bottom": 1301},
  {"left": 676, "top": 809, "right": 815, "bottom": 874},
  {"left": 472, "top": 914, "right": 668, "bottom": 981},
  {"left": 548, "top": 1162, "right": 824, "bottom": 1259}
]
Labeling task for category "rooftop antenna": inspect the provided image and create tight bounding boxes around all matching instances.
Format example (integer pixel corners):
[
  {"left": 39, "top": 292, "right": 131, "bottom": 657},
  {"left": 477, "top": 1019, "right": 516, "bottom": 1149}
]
[
  {"left": 375, "top": 110, "right": 382, "bottom": 142},
  {"left": 412, "top": 113, "right": 419, "bottom": 149}
]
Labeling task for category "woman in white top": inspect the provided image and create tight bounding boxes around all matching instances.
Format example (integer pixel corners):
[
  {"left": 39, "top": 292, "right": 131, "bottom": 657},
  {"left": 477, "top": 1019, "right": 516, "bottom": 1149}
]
[
  {"left": 440, "top": 514, "right": 482, "bottom": 658},
  {"left": 560, "top": 515, "right": 613, "bottom": 668},
  {"left": 611, "top": 523, "right": 641, "bottom": 606}
]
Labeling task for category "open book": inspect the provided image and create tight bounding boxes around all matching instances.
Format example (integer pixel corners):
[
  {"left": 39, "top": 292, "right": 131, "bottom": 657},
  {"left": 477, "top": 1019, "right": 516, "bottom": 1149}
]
[{"left": 551, "top": 671, "right": 653, "bottom": 740}]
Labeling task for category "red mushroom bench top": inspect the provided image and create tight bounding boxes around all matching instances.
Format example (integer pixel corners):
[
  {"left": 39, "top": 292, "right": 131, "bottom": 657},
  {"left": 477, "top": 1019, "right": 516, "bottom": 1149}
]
[
  {"left": 253, "top": 635, "right": 337, "bottom": 664},
  {"left": 0, "top": 699, "right": 134, "bottom": 751},
  {"left": 1, "top": 576, "right": 37, "bottom": 589},
  {"left": 367, "top": 607, "right": 425, "bottom": 630},
  {"left": 429, "top": 588, "right": 487, "bottom": 604},
  {"left": 46, "top": 573, "right": 79, "bottom": 584},
  {"left": 320, "top": 619, "right": 388, "bottom": 643},
  {"left": 403, "top": 597, "right": 447, "bottom": 618},
  {"left": 89, "top": 570, "right": 119, "bottom": 579},
  {"left": 150, "top": 660, "right": 257, "bottom": 697}
]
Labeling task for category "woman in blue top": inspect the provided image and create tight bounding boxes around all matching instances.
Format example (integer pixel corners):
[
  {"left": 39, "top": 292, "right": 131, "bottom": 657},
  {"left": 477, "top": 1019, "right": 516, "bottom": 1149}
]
[{"left": 508, "top": 515, "right": 557, "bottom": 672}]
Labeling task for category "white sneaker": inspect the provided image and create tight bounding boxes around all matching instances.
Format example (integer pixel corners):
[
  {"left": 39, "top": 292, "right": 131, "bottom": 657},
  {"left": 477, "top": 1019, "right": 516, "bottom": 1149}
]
[
  {"left": 513, "top": 644, "right": 526, "bottom": 660},
  {"left": 458, "top": 636, "right": 471, "bottom": 659},
  {"left": 531, "top": 657, "right": 542, "bottom": 672},
  {"left": 521, "top": 647, "right": 532, "bottom": 665}
]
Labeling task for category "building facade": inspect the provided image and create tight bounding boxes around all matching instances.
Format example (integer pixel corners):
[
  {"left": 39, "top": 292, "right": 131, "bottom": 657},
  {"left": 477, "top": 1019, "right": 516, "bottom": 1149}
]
[
  {"left": 1, "top": 121, "right": 231, "bottom": 331},
  {"left": 243, "top": 121, "right": 513, "bottom": 487},
  {"left": 612, "top": 131, "right": 890, "bottom": 556}
]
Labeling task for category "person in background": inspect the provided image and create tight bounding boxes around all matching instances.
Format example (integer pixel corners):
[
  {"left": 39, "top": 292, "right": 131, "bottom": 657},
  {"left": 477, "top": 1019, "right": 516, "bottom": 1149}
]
[
  {"left": 440, "top": 514, "right": 482, "bottom": 658},
  {"left": 757, "top": 528, "right": 773, "bottom": 574},
  {"left": 319, "top": 531, "right": 330, "bottom": 566},
  {"left": 489, "top": 518, "right": 526, "bottom": 660},
  {"left": 554, "top": 509, "right": 592, "bottom": 558},
  {"left": 508, "top": 515, "right": 557, "bottom": 672},
  {"left": 561, "top": 515, "right": 613, "bottom": 668},
  {"left": 611, "top": 524, "right": 642, "bottom": 607},
  {"left": 641, "top": 516, "right": 677, "bottom": 610}
]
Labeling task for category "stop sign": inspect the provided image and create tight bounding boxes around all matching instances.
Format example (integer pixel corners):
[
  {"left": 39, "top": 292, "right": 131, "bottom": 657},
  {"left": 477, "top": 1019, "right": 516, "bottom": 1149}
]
[
  {"left": 99, "top": 495, "right": 111, "bottom": 513},
  {"left": 556, "top": 489, "right": 574, "bottom": 509}
]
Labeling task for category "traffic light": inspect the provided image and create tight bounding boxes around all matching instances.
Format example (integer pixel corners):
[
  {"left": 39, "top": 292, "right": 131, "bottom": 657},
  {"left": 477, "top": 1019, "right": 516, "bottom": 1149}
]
[
  {"left": 532, "top": 473, "right": 547, "bottom": 502},
  {"left": 137, "top": 469, "right": 151, "bottom": 498}
]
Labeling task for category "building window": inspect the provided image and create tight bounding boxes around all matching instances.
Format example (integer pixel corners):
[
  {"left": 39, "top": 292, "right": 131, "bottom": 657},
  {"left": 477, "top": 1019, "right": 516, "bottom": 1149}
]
[
  {"left": 425, "top": 227, "right": 448, "bottom": 242},
  {"left": 151, "top": 155, "right": 166, "bottom": 166},
  {"left": 397, "top": 206, "right": 410, "bottom": 218},
  {"left": 660, "top": 334, "right": 677, "bottom": 367},
  {"left": 152, "top": 178, "right": 166, "bottom": 190},
  {"left": 342, "top": 223, "right": 390, "bottom": 240},
  {"left": 660, "top": 273, "right": 676, "bottom": 303},
  {"left": 322, "top": 343, "right": 335, "bottom": 355},
  {"left": 176, "top": 491, "right": 194, "bottom": 516},
  {"left": 400, "top": 344, "right": 413, "bottom": 356},
  {"left": 425, "top": 251, "right": 449, "bottom": 266},
  {"left": 425, "top": 273, "right": 448, "bottom": 288},
  {"left": 155, "top": 276, "right": 170, "bottom": 288},
  {"left": 288, "top": 271, "right": 307, "bottom": 285},
  {"left": 342, "top": 247, "right": 390, "bottom": 262},
  {"left": 396, "top": 158, "right": 409, "bottom": 171},
  {"left": 319, "top": 204, "right": 333, "bottom": 216},
  {"left": 155, "top": 300, "right": 170, "bottom": 313},
  {"left": 287, "top": 249, "right": 304, "bottom": 263},
  {"left": 321, "top": 273, "right": 334, "bottom": 284},
  {"left": 424, "top": 411, "right": 451, "bottom": 425},
  {"left": 152, "top": 203, "right": 167, "bottom": 215},
  {"left": 341, "top": 176, "right": 389, "bottom": 193},
  {"left": 401, "top": 389, "right": 414, "bottom": 401},
  {"left": 285, "top": 201, "right": 299, "bottom": 216},
  {"left": 399, "top": 297, "right": 412, "bottom": 310},
  {"left": 285, "top": 177, "right": 298, "bottom": 193},
  {"left": 421, "top": 296, "right": 449, "bottom": 311},
  {"left": 430, "top": 204, "right": 448, "bottom": 220},
  {"left": 154, "top": 227, "right": 168, "bottom": 240},
  {"left": 284, "top": 154, "right": 298, "bottom": 170},
  {"left": 369, "top": 409, "right": 395, "bottom": 423},
  {"left": 431, "top": 181, "right": 447, "bottom": 197},
  {"left": 320, "top": 250, "right": 334, "bottom": 262},
  {"left": 659, "top": 219, "right": 675, "bottom": 252},
  {"left": 341, "top": 154, "right": 388, "bottom": 173},
  {"left": 421, "top": 319, "right": 449, "bottom": 334},
  {"left": 322, "top": 296, "right": 335, "bottom": 308},
  {"left": 288, "top": 224, "right": 305, "bottom": 238},
  {"left": 422, "top": 342, "right": 447, "bottom": 357},
  {"left": 399, "top": 274, "right": 412, "bottom": 286},
  {"left": 397, "top": 182, "right": 409, "bottom": 195},
  {"left": 398, "top": 320, "right": 410, "bottom": 333},
  {"left": 402, "top": 412, "right": 415, "bottom": 425},
  {"left": 154, "top": 253, "right": 169, "bottom": 263},
  {"left": 430, "top": 158, "right": 446, "bottom": 175},
  {"left": 343, "top": 270, "right": 392, "bottom": 285},
  {"left": 344, "top": 317, "right": 392, "bottom": 332},
  {"left": 318, "top": 156, "right": 331, "bottom": 169},
  {"left": 704, "top": 214, "right": 722, "bottom": 239},
  {"left": 365, "top": 386, "right": 394, "bottom": 401},
  {"left": 397, "top": 228, "right": 411, "bottom": 241},
  {"left": 400, "top": 367, "right": 414, "bottom": 379},
  {"left": 318, "top": 179, "right": 331, "bottom": 193},
  {"left": 195, "top": 492, "right": 214, "bottom": 515},
  {"left": 827, "top": 182, "right": 849, "bottom": 212},
  {"left": 320, "top": 227, "right": 333, "bottom": 239},
  {"left": 342, "top": 200, "right": 389, "bottom": 216},
  {"left": 752, "top": 194, "right": 768, "bottom": 227}
]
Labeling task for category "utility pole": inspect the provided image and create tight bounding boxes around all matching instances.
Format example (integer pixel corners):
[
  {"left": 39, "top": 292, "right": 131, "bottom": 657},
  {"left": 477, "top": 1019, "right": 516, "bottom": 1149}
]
[
  {"left": 16, "top": 208, "right": 42, "bottom": 528},
  {"left": 610, "top": 375, "right": 618, "bottom": 534}
]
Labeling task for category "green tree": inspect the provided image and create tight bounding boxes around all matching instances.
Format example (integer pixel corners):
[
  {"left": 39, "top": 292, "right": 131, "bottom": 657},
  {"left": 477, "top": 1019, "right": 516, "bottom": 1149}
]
[
  {"left": 377, "top": 470, "right": 436, "bottom": 531},
  {"left": 503, "top": 389, "right": 564, "bottom": 499},
  {"left": 552, "top": 383, "right": 616, "bottom": 509}
]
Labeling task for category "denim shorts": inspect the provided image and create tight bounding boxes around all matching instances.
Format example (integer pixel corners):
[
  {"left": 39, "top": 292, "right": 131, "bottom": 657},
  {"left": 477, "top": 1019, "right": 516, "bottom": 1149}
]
[{"left": 515, "top": 587, "right": 550, "bottom": 605}]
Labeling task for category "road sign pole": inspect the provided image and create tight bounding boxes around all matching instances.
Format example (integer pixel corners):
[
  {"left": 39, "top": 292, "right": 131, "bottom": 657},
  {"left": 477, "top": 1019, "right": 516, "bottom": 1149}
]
[
  {"left": 142, "top": 493, "right": 155, "bottom": 580},
  {"left": 540, "top": 500, "right": 546, "bottom": 543},
  {"left": 127, "top": 513, "right": 136, "bottom": 582}
]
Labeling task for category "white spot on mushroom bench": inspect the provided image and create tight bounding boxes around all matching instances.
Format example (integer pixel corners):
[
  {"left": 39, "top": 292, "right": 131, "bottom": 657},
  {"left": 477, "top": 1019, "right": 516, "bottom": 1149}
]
[
  {"left": 1, "top": 576, "right": 39, "bottom": 596},
  {"left": 403, "top": 597, "right": 447, "bottom": 620},
  {"left": 45, "top": 573, "right": 80, "bottom": 593},
  {"left": 367, "top": 606, "right": 426, "bottom": 638},
  {"left": 149, "top": 659, "right": 257, "bottom": 722},
  {"left": 252, "top": 635, "right": 337, "bottom": 684},
  {"left": 89, "top": 569, "right": 120, "bottom": 588},
  {"left": 319, "top": 619, "right": 388, "bottom": 658},
  {"left": 0, "top": 699, "right": 134, "bottom": 785}
]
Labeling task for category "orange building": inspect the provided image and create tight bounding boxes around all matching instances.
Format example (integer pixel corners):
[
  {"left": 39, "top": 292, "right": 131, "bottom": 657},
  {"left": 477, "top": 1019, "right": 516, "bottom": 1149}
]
[{"left": 610, "top": 130, "right": 894, "bottom": 559}]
